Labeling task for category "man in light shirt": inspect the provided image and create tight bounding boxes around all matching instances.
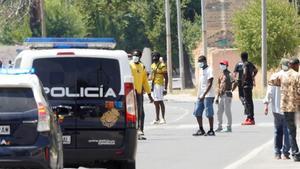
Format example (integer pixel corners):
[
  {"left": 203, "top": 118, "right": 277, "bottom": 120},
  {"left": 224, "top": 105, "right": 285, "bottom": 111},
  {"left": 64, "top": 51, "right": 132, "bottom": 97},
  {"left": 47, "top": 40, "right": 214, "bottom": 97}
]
[
  {"left": 263, "top": 59, "right": 290, "bottom": 160},
  {"left": 193, "top": 55, "right": 215, "bottom": 136}
]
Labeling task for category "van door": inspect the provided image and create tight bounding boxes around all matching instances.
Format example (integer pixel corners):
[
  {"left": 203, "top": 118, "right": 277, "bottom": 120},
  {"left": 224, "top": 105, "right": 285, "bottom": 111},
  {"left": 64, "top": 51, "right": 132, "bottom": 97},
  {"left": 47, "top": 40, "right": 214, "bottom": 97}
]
[{"left": 75, "top": 58, "right": 125, "bottom": 149}]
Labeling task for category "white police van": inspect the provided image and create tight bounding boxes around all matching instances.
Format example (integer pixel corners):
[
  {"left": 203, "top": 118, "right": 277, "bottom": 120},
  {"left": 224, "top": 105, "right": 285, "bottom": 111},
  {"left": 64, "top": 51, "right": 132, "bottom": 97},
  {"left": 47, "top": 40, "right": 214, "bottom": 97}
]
[{"left": 15, "top": 38, "right": 137, "bottom": 169}]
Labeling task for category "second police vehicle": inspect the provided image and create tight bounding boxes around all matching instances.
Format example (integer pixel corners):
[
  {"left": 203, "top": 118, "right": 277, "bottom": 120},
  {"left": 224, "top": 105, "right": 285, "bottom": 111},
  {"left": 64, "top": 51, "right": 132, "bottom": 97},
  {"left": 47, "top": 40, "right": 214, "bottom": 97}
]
[{"left": 15, "top": 38, "right": 138, "bottom": 169}]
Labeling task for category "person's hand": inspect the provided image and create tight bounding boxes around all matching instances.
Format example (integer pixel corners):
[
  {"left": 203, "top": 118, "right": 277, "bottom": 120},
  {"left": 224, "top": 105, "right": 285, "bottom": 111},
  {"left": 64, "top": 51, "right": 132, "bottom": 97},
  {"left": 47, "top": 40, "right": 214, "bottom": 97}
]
[
  {"left": 215, "top": 99, "right": 219, "bottom": 104},
  {"left": 163, "top": 89, "right": 167, "bottom": 96},
  {"left": 199, "top": 96, "right": 205, "bottom": 102},
  {"left": 264, "top": 106, "right": 268, "bottom": 115}
]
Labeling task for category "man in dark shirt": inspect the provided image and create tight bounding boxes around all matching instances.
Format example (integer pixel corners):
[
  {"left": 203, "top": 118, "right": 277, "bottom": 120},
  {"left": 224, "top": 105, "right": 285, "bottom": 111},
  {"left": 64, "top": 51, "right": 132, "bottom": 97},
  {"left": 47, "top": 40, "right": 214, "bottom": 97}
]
[{"left": 239, "top": 52, "right": 258, "bottom": 125}]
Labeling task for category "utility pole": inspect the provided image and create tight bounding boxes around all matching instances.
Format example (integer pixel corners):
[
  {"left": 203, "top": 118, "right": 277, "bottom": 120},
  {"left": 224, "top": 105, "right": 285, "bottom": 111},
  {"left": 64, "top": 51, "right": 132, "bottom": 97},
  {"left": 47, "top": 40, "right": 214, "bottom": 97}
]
[
  {"left": 165, "top": 0, "right": 173, "bottom": 93},
  {"left": 176, "top": 0, "right": 185, "bottom": 90},
  {"left": 201, "top": 0, "right": 207, "bottom": 57},
  {"left": 262, "top": 0, "right": 267, "bottom": 89},
  {"left": 40, "top": 0, "right": 46, "bottom": 37}
]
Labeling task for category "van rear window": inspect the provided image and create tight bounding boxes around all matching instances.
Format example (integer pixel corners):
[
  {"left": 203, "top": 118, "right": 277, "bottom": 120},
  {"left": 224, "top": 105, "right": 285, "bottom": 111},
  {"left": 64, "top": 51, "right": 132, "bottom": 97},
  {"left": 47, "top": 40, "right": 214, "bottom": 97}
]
[
  {"left": 0, "top": 88, "right": 37, "bottom": 112},
  {"left": 33, "top": 57, "right": 121, "bottom": 100}
]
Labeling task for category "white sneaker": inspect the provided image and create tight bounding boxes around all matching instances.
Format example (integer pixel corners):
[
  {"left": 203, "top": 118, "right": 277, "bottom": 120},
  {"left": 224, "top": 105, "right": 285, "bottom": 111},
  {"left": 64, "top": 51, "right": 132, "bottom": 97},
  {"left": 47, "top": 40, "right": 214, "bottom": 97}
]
[
  {"left": 160, "top": 119, "right": 166, "bottom": 124},
  {"left": 138, "top": 130, "right": 144, "bottom": 136},
  {"left": 151, "top": 120, "right": 160, "bottom": 125}
]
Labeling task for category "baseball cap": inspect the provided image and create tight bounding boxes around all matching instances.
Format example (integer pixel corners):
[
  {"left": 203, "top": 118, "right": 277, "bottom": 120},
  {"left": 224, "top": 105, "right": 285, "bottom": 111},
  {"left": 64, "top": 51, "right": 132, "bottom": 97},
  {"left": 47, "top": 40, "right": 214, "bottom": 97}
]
[{"left": 220, "top": 60, "right": 229, "bottom": 66}]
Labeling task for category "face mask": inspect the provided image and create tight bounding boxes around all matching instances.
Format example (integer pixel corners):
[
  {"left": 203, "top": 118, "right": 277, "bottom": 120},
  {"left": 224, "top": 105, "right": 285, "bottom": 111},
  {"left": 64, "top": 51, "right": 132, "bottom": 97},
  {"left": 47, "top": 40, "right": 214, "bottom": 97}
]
[
  {"left": 220, "top": 64, "right": 227, "bottom": 71},
  {"left": 198, "top": 62, "right": 204, "bottom": 68},
  {"left": 132, "top": 56, "right": 139, "bottom": 63},
  {"left": 282, "top": 65, "right": 289, "bottom": 71}
]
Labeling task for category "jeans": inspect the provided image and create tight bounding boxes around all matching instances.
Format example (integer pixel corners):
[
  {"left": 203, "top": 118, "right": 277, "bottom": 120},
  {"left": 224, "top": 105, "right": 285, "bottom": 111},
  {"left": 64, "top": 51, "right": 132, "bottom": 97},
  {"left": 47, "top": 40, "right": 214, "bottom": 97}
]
[
  {"left": 273, "top": 113, "right": 290, "bottom": 156},
  {"left": 193, "top": 97, "right": 214, "bottom": 117},
  {"left": 217, "top": 95, "right": 232, "bottom": 128},
  {"left": 243, "top": 87, "right": 254, "bottom": 120},
  {"left": 284, "top": 112, "right": 299, "bottom": 155},
  {"left": 136, "top": 93, "right": 145, "bottom": 132}
]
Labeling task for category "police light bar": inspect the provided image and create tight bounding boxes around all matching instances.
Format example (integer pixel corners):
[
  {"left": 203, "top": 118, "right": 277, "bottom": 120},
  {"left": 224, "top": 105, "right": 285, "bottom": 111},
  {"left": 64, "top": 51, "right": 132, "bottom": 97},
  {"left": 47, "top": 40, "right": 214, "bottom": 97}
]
[
  {"left": 24, "top": 37, "right": 117, "bottom": 49},
  {"left": 0, "top": 68, "right": 35, "bottom": 75}
]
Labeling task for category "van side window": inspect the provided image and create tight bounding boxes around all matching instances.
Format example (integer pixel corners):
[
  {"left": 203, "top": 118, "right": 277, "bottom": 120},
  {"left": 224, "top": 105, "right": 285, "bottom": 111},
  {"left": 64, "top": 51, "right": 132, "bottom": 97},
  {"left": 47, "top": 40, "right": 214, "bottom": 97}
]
[{"left": 14, "top": 58, "right": 22, "bottom": 68}]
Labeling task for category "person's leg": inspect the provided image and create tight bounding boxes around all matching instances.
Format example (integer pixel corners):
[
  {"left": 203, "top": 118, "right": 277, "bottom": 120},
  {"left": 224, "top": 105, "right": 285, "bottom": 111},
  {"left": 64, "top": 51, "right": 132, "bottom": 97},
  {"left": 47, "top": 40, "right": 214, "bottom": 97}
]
[
  {"left": 140, "top": 93, "right": 145, "bottom": 132},
  {"left": 154, "top": 101, "right": 160, "bottom": 121},
  {"left": 136, "top": 93, "right": 143, "bottom": 131},
  {"left": 282, "top": 114, "right": 291, "bottom": 158},
  {"left": 216, "top": 96, "right": 225, "bottom": 131},
  {"left": 193, "top": 100, "right": 205, "bottom": 136},
  {"left": 159, "top": 101, "right": 165, "bottom": 119},
  {"left": 273, "top": 113, "right": 283, "bottom": 157},
  {"left": 205, "top": 97, "right": 215, "bottom": 132},
  {"left": 244, "top": 87, "right": 254, "bottom": 121},
  {"left": 224, "top": 96, "right": 232, "bottom": 131},
  {"left": 284, "top": 112, "right": 299, "bottom": 156},
  {"left": 238, "top": 82, "right": 246, "bottom": 115}
]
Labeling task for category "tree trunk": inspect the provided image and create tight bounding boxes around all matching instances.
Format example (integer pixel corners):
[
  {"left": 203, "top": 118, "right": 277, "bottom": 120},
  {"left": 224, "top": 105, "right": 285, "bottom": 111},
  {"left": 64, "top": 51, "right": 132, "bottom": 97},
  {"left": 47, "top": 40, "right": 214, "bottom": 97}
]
[
  {"left": 183, "top": 47, "right": 194, "bottom": 88},
  {"left": 29, "top": 0, "right": 41, "bottom": 37}
]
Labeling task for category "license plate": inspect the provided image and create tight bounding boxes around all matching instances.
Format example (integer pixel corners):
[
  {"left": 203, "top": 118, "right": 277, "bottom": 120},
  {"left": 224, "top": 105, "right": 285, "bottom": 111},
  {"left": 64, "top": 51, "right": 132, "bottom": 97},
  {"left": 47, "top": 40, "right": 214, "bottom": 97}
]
[
  {"left": 0, "top": 125, "right": 10, "bottom": 135},
  {"left": 62, "top": 135, "right": 71, "bottom": 145}
]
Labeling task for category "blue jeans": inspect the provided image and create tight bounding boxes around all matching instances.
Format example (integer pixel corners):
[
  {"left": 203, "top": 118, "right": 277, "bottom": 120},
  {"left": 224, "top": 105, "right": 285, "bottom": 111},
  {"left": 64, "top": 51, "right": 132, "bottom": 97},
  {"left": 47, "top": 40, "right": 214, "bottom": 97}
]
[
  {"left": 193, "top": 97, "right": 214, "bottom": 118},
  {"left": 274, "top": 113, "right": 290, "bottom": 156}
]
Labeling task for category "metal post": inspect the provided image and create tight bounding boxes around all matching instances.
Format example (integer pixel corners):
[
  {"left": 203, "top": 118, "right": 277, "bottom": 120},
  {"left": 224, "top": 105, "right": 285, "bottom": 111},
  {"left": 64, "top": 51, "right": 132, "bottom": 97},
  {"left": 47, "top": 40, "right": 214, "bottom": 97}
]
[
  {"left": 176, "top": 0, "right": 185, "bottom": 90},
  {"left": 165, "top": 0, "right": 173, "bottom": 93},
  {"left": 40, "top": 0, "right": 46, "bottom": 37},
  {"left": 201, "top": 0, "right": 207, "bottom": 57},
  {"left": 262, "top": 0, "right": 267, "bottom": 89}
]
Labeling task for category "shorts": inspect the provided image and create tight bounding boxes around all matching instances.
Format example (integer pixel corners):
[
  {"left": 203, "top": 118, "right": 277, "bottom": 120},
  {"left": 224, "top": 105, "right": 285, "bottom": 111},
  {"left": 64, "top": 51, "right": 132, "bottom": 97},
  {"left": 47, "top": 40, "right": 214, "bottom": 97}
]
[
  {"left": 152, "top": 84, "right": 164, "bottom": 101},
  {"left": 193, "top": 97, "right": 214, "bottom": 117}
]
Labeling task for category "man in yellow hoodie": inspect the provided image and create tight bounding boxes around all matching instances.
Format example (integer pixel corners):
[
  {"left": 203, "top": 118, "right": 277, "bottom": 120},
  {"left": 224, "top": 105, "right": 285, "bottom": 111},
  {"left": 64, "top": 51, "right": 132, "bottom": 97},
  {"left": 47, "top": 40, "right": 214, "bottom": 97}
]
[{"left": 130, "top": 50, "right": 154, "bottom": 139}]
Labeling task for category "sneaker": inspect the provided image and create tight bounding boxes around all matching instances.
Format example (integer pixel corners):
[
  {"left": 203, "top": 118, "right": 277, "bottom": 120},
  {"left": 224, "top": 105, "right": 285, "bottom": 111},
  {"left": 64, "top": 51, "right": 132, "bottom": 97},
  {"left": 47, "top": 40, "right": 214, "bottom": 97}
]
[
  {"left": 215, "top": 127, "right": 223, "bottom": 132},
  {"left": 205, "top": 130, "right": 215, "bottom": 136},
  {"left": 223, "top": 127, "right": 232, "bottom": 132},
  {"left": 242, "top": 118, "right": 255, "bottom": 125},
  {"left": 151, "top": 120, "right": 160, "bottom": 125},
  {"left": 138, "top": 135, "right": 147, "bottom": 140},
  {"left": 192, "top": 129, "right": 206, "bottom": 136},
  {"left": 138, "top": 130, "right": 144, "bottom": 136},
  {"left": 282, "top": 154, "right": 291, "bottom": 160},
  {"left": 293, "top": 152, "right": 300, "bottom": 162},
  {"left": 160, "top": 119, "right": 166, "bottom": 124},
  {"left": 275, "top": 154, "right": 281, "bottom": 160}
]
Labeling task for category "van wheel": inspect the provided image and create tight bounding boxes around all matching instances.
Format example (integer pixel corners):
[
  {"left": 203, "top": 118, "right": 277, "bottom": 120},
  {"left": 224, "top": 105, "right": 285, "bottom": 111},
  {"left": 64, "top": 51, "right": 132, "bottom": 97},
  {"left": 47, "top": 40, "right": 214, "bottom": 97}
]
[{"left": 120, "top": 160, "right": 136, "bottom": 169}]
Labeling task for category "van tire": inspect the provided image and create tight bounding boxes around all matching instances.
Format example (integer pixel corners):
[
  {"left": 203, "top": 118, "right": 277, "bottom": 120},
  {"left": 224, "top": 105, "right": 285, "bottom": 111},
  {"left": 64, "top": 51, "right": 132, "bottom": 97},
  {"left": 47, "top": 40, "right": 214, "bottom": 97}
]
[{"left": 120, "top": 160, "right": 136, "bottom": 169}]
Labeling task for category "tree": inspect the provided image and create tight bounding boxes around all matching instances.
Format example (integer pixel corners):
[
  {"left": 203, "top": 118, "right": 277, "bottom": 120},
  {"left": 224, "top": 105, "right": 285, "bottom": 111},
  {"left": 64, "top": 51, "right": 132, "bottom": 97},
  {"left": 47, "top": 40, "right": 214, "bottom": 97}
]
[
  {"left": 233, "top": 0, "right": 299, "bottom": 68},
  {"left": 45, "top": 0, "right": 86, "bottom": 37}
]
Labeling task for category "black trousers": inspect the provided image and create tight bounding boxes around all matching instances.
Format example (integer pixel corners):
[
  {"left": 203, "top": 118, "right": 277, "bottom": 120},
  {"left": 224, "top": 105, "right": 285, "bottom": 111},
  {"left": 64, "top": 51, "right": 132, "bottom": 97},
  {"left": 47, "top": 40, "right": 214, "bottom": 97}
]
[
  {"left": 136, "top": 93, "right": 145, "bottom": 132},
  {"left": 284, "top": 112, "right": 299, "bottom": 155},
  {"left": 237, "top": 82, "right": 245, "bottom": 114},
  {"left": 243, "top": 87, "right": 254, "bottom": 120}
]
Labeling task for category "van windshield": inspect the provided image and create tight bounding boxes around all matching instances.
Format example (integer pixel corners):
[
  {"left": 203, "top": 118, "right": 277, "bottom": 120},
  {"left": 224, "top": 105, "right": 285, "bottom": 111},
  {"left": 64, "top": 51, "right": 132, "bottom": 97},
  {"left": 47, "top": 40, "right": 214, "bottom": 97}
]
[
  {"left": 0, "top": 88, "right": 37, "bottom": 112},
  {"left": 33, "top": 57, "right": 121, "bottom": 100}
]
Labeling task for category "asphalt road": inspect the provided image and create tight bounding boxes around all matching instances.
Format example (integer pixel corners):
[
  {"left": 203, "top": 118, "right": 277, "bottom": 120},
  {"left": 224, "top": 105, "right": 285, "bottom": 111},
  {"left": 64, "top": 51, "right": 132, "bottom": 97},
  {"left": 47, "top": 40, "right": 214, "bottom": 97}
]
[{"left": 136, "top": 98, "right": 299, "bottom": 169}]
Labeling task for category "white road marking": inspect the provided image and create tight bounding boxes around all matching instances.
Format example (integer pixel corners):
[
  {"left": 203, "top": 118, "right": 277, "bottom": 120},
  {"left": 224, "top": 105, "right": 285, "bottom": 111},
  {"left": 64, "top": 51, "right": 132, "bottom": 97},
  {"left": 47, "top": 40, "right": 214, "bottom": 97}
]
[{"left": 223, "top": 139, "right": 273, "bottom": 169}]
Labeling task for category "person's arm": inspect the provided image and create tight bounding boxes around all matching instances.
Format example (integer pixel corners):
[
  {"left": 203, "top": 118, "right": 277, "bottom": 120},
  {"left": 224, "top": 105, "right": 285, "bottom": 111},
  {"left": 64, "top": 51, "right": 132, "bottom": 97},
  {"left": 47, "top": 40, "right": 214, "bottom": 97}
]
[
  {"left": 142, "top": 69, "right": 154, "bottom": 103},
  {"left": 263, "top": 85, "right": 273, "bottom": 115},
  {"left": 215, "top": 77, "right": 221, "bottom": 104},
  {"left": 253, "top": 65, "right": 258, "bottom": 78},
  {"left": 163, "top": 72, "right": 168, "bottom": 95}
]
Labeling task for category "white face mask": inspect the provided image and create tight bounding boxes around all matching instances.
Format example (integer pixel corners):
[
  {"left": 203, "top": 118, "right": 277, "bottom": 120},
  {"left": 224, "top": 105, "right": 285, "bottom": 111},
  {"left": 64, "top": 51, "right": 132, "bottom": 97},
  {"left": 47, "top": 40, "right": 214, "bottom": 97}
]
[
  {"left": 282, "top": 65, "right": 289, "bottom": 71},
  {"left": 132, "top": 56, "right": 139, "bottom": 63},
  {"left": 198, "top": 62, "right": 204, "bottom": 68},
  {"left": 220, "top": 64, "right": 227, "bottom": 71}
]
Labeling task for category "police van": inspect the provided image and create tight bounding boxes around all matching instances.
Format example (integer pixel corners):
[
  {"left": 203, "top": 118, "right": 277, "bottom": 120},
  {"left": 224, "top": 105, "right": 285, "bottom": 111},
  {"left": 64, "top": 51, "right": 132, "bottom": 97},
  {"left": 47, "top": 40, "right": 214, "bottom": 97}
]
[{"left": 15, "top": 38, "right": 137, "bottom": 169}]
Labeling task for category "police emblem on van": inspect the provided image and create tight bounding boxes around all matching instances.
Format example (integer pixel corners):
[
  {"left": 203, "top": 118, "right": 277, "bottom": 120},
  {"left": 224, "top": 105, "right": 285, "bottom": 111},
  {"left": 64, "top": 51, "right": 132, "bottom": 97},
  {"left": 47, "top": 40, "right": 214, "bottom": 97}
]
[
  {"left": 44, "top": 86, "right": 116, "bottom": 98},
  {"left": 100, "top": 108, "right": 120, "bottom": 128}
]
